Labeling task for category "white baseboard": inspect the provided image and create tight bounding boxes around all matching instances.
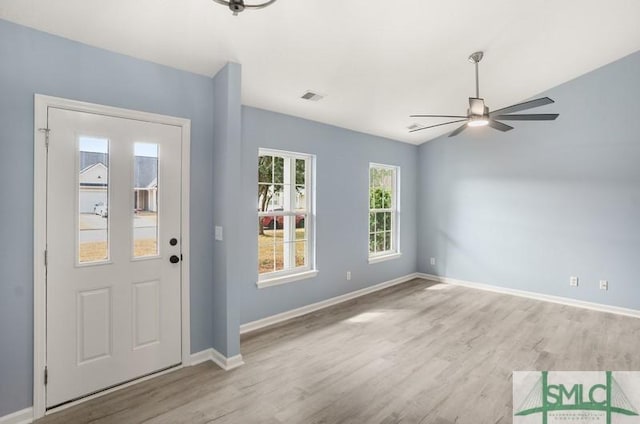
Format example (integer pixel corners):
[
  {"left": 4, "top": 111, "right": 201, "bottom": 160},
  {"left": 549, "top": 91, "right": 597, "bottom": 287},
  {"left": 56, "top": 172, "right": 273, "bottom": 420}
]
[
  {"left": 190, "top": 348, "right": 245, "bottom": 371},
  {"left": 0, "top": 408, "right": 32, "bottom": 424},
  {"left": 240, "top": 272, "right": 420, "bottom": 334},
  {"left": 190, "top": 348, "right": 215, "bottom": 366},
  {"left": 417, "top": 273, "right": 640, "bottom": 319}
]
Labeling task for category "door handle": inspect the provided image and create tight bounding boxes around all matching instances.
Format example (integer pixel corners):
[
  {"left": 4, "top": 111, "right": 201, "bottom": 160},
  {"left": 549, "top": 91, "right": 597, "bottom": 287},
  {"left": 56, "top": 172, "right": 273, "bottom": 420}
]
[{"left": 170, "top": 255, "right": 180, "bottom": 264}]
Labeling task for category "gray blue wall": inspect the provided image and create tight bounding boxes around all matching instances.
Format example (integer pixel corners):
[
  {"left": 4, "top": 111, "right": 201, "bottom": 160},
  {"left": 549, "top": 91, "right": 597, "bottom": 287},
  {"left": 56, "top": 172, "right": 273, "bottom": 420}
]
[
  {"left": 239, "top": 107, "right": 418, "bottom": 324},
  {"left": 0, "top": 19, "right": 419, "bottom": 417},
  {"left": 0, "top": 19, "right": 216, "bottom": 416},
  {"left": 417, "top": 50, "right": 640, "bottom": 310},
  {"left": 211, "top": 63, "right": 243, "bottom": 357}
]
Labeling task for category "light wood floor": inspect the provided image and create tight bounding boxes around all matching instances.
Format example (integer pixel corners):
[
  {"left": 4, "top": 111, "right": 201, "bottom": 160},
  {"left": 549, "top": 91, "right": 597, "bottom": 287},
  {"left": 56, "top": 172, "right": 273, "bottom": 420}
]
[{"left": 38, "top": 278, "right": 640, "bottom": 423}]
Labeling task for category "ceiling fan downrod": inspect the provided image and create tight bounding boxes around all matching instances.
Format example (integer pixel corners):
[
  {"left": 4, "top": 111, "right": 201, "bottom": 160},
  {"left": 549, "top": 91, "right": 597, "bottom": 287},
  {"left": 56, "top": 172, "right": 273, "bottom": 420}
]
[{"left": 468, "top": 51, "right": 483, "bottom": 98}]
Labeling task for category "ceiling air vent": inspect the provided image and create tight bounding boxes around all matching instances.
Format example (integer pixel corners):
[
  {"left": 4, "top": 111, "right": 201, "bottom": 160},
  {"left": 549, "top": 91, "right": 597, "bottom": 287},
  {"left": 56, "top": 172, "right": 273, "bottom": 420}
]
[{"left": 301, "top": 91, "right": 324, "bottom": 102}]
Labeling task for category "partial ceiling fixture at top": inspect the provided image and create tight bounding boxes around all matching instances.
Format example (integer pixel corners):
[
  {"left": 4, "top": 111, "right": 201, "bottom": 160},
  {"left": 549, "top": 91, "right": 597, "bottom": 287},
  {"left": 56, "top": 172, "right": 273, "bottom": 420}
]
[{"left": 213, "top": 0, "right": 277, "bottom": 15}]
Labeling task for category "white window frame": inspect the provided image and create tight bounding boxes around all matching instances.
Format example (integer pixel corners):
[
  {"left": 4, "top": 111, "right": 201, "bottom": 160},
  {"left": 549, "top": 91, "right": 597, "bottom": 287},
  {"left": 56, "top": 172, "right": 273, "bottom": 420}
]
[
  {"left": 257, "top": 148, "right": 317, "bottom": 288},
  {"left": 368, "top": 163, "right": 401, "bottom": 264}
]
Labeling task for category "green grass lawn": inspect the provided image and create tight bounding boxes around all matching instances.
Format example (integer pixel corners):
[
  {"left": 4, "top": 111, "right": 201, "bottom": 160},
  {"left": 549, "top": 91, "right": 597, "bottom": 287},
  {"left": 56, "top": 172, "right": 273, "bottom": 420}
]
[{"left": 258, "top": 228, "right": 306, "bottom": 273}]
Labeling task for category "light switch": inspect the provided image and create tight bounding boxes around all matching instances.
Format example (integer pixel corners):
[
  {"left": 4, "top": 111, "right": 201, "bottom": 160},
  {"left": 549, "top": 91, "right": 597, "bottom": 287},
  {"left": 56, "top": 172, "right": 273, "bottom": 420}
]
[{"left": 215, "top": 226, "right": 223, "bottom": 241}]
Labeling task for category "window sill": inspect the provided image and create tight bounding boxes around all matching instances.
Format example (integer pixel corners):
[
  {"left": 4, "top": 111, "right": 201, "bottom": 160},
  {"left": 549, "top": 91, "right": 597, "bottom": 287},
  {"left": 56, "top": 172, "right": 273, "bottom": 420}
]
[
  {"left": 368, "top": 252, "right": 402, "bottom": 264},
  {"left": 257, "top": 269, "right": 319, "bottom": 289}
]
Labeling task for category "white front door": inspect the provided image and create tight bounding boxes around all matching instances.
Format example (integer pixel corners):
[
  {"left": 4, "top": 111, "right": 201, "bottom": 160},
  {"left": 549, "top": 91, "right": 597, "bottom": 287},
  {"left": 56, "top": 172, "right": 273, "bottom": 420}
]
[{"left": 45, "top": 107, "right": 182, "bottom": 408}]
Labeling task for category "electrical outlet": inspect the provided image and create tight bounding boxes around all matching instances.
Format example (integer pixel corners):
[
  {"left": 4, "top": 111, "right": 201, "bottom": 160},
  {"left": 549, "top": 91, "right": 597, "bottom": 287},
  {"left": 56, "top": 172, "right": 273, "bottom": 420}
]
[
  {"left": 569, "top": 276, "right": 579, "bottom": 287},
  {"left": 430, "top": 257, "right": 436, "bottom": 266},
  {"left": 346, "top": 271, "right": 351, "bottom": 281},
  {"left": 599, "top": 280, "right": 608, "bottom": 291}
]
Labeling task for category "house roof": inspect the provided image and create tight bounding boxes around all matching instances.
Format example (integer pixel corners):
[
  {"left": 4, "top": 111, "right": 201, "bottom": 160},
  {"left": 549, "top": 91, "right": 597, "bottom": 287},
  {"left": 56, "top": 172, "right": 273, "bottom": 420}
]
[
  {"left": 134, "top": 157, "right": 158, "bottom": 189},
  {"left": 80, "top": 152, "right": 157, "bottom": 188},
  {"left": 79, "top": 162, "right": 108, "bottom": 187},
  {"left": 80, "top": 151, "right": 107, "bottom": 171}
]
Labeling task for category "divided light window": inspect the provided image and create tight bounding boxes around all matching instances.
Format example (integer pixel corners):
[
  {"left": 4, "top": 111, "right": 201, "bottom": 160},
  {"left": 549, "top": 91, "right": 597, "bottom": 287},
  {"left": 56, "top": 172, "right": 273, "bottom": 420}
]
[
  {"left": 369, "top": 163, "right": 400, "bottom": 259},
  {"left": 258, "top": 149, "right": 314, "bottom": 282}
]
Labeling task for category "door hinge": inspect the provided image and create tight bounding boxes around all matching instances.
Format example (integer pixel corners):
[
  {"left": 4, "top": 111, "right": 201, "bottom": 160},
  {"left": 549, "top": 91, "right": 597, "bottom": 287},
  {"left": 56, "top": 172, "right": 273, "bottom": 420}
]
[
  {"left": 180, "top": 254, "right": 183, "bottom": 261},
  {"left": 38, "top": 128, "right": 50, "bottom": 149},
  {"left": 44, "top": 249, "right": 48, "bottom": 267},
  {"left": 44, "top": 367, "right": 48, "bottom": 386}
]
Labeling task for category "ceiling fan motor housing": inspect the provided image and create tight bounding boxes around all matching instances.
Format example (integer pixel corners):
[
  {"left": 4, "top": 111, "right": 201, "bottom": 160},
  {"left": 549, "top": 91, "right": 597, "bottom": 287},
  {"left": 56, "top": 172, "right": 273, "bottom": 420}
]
[
  {"left": 468, "top": 97, "right": 489, "bottom": 117},
  {"left": 466, "top": 97, "right": 489, "bottom": 126}
]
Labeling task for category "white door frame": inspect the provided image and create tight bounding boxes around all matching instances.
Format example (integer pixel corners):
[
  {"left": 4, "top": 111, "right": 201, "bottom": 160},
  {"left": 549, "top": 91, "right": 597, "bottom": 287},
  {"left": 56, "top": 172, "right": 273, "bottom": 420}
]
[{"left": 33, "top": 94, "right": 192, "bottom": 419}]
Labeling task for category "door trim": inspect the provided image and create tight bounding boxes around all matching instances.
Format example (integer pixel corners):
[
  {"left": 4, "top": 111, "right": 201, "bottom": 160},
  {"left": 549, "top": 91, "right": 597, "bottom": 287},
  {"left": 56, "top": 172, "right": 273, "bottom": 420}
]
[{"left": 33, "top": 94, "right": 192, "bottom": 419}]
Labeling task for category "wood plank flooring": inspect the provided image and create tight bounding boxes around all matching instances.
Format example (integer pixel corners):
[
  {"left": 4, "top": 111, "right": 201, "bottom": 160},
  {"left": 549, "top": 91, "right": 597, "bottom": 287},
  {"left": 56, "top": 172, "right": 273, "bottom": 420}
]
[{"left": 37, "top": 278, "right": 640, "bottom": 423}]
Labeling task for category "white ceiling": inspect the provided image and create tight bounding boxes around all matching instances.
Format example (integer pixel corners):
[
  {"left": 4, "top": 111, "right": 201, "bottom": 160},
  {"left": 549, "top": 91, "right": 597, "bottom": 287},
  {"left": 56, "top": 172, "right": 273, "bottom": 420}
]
[{"left": 2, "top": 0, "right": 640, "bottom": 144}]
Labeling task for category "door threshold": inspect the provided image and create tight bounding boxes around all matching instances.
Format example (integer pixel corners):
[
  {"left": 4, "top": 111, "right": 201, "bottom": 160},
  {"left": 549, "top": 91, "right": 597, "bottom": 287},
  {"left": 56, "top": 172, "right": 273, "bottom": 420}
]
[{"left": 45, "top": 363, "right": 182, "bottom": 416}]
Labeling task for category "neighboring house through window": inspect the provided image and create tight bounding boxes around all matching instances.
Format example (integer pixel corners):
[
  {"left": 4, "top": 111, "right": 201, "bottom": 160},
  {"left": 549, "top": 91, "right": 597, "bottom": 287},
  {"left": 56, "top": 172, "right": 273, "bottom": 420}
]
[
  {"left": 369, "top": 163, "right": 400, "bottom": 262},
  {"left": 257, "top": 148, "right": 316, "bottom": 287},
  {"left": 78, "top": 150, "right": 158, "bottom": 214}
]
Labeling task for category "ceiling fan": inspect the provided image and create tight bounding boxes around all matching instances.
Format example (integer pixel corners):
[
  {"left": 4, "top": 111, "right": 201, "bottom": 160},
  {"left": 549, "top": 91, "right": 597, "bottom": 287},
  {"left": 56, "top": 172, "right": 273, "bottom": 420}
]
[
  {"left": 410, "top": 51, "right": 559, "bottom": 137},
  {"left": 212, "top": 0, "right": 277, "bottom": 15}
]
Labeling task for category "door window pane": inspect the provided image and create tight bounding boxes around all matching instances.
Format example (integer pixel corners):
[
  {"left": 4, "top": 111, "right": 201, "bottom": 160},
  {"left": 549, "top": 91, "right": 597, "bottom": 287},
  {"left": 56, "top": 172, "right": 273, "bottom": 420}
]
[
  {"left": 133, "top": 143, "right": 159, "bottom": 258},
  {"left": 78, "top": 137, "right": 109, "bottom": 263}
]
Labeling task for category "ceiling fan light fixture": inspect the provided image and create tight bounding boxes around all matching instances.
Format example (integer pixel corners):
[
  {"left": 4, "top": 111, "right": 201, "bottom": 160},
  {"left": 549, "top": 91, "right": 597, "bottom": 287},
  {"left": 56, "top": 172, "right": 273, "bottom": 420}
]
[{"left": 467, "top": 115, "right": 489, "bottom": 127}]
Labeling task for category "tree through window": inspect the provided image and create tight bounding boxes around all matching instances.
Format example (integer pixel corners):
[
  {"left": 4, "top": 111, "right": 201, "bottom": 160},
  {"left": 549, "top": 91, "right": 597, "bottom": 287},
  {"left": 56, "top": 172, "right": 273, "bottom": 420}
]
[
  {"left": 369, "top": 163, "right": 399, "bottom": 258},
  {"left": 258, "top": 149, "right": 314, "bottom": 280}
]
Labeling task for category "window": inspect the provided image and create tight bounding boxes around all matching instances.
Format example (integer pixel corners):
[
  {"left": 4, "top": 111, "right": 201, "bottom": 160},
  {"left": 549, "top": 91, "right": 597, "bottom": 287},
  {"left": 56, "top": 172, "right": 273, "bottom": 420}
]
[
  {"left": 78, "top": 137, "right": 110, "bottom": 264},
  {"left": 369, "top": 163, "right": 400, "bottom": 262},
  {"left": 258, "top": 149, "right": 316, "bottom": 287},
  {"left": 132, "top": 143, "right": 159, "bottom": 258}
]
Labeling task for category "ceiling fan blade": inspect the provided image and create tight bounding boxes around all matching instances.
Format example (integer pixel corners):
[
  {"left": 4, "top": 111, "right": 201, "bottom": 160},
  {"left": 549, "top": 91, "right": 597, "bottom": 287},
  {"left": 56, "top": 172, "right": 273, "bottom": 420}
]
[
  {"left": 488, "top": 120, "right": 514, "bottom": 132},
  {"left": 490, "top": 97, "right": 554, "bottom": 116},
  {"left": 409, "top": 119, "right": 467, "bottom": 133},
  {"left": 410, "top": 114, "right": 467, "bottom": 118},
  {"left": 448, "top": 123, "right": 468, "bottom": 137},
  {"left": 492, "top": 113, "right": 559, "bottom": 121}
]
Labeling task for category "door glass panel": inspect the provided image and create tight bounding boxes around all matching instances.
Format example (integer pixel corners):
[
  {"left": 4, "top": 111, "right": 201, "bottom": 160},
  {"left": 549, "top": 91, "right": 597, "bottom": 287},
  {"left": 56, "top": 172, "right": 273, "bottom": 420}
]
[
  {"left": 78, "top": 137, "right": 109, "bottom": 264},
  {"left": 133, "top": 143, "right": 159, "bottom": 258}
]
